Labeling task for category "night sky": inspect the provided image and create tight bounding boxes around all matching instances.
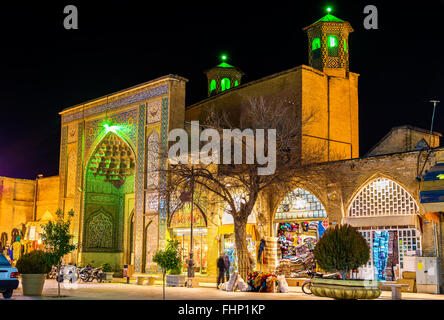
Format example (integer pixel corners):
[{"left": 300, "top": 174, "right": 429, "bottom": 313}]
[{"left": 1, "top": 1, "right": 443, "bottom": 179}]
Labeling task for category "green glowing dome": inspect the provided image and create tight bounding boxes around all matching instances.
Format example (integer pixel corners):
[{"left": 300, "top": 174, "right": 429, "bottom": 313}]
[
  {"left": 216, "top": 62, "right": 235, "bottom": 68},
  {"left": 314, "top": 13, "right": 344, "bottom": 24}
]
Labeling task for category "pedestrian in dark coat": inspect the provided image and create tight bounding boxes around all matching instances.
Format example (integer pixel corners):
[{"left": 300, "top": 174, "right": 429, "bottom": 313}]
[
  {"left": 223, "top": 253, "right": 231, "bottom": 282},
  {"left": 217, "top": 254, "right": 226, "bottom": 288}
]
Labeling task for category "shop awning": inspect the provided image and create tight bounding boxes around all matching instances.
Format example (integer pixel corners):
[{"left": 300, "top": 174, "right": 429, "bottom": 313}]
[
  {"left": 420, "top": 162, "right": 444, "bottom": 213},
  {"left": 342, "top": 215, "right": 421, "bottom": 229},
  {"left": 217, "top": 224, "right": 259, "bottom": 242}
]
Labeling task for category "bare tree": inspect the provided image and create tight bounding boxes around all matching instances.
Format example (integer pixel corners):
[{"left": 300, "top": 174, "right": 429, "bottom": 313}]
[{"left": 162, "top": 96, "right": 326, "bottom": 280}]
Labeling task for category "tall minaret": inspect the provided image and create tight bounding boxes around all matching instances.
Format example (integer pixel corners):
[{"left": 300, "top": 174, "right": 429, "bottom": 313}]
[
  {"left": 303, "top": 7, "right": 353, "bottom": 77},
  {"left": 205, "top": 54, "right": 244, "bottom": 96}
]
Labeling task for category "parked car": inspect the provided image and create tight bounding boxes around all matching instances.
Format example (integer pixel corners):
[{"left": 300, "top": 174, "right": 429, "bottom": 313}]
[{"left": 0, "top": 254, "right": 19, "bottom": 299}]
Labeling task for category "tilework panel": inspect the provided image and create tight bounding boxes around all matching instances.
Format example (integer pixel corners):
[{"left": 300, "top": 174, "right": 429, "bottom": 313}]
[
  {"left": 73, "top": 121, "right": 84, "bottom": 262},
  {"left": 349, "top": 178, "right": 419, "bottom": 217},
  {"left": 145, "top": 191, "right": 159, "bottom": 214},
  {"left": 67, "top": 124, "right": 78, "bottom": 143},
  {"left": 62, "top": 84, "right": 168, "bottom": 124},
  {"left": 85, "top": 109, "right": 138, "bottom": 154},
  {"left": 86, "top": 211, "right": 113, "bottom": 248},
  {"left": 134, "top": 104, "right": 146, "bottom": 272},
  {"left": 147, "top": 99, "right": 162, "bottom": 123},
  {"left": 146, "top": 132, "right": 160, "bottom": 189},
  {"left": 145, "top": 216, "right": 159, "bottom": 272},
  {"left": 158, "top": 98, "right": 169, "bottom": 248},
  {"left": 66, "top": 144, "right": 77, "bottom": 197},
  {"left": 58, "top": 126, "right": 68, "bottom": 209}
]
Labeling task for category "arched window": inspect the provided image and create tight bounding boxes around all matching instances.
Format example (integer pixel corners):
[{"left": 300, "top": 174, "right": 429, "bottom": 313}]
[
  {"left": 275, "top": 188, "right": 326, "bottom": 220},
  {"left": 344, "top": 39, "right": 347, "bottom": 52},
  {"left": 234, "top": 80, "right": 239, "bottom": 87},
  {"left": 312, "top": 37, "right": 321, "bottom": 50},
  {"left": 348, "top": 177, "right": 419, "bottom": 217},
  {"left": 327, "top": 35, "right": 339, "bottom": 57},
  {"left": 221, "top": 78, "right": 231, "bottom": 92},
  {"left": 209, "top": 79, "right": 216, "bottom": 93}
]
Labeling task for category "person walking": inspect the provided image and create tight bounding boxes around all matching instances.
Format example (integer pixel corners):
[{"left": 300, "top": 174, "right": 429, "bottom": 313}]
[
  {"left": 217, "top": 253, "right": 226, "bottom": 289},
  {"left": 223, "top": 253, "right": 231, "bottom": 282}
]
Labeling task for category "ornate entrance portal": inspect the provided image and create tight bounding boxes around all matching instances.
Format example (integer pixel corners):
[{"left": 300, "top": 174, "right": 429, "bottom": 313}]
[{"left": 81, "top": 132, "right": 135, "bottom": 271}]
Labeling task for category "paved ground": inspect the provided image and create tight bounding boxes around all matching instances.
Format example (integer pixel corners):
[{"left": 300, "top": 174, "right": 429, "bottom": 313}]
[{"left": 5, "top": 279, "right": 444, "bottom": 300}]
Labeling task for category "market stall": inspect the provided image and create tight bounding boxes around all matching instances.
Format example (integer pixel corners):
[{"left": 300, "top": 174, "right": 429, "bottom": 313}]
[
  {"left": 274, "top": 188, "right": 329, "bottom": 277},
  {"left": 218, "top": 211, "right": 258, "bottom": 274},
  {"left": 169, "top": 202, "right": 208, "bottom": 274}
]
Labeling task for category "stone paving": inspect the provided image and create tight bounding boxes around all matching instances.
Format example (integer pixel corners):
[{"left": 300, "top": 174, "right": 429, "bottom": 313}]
[{"left": 6, "top": 279, "right": 444, "bottom": 300}]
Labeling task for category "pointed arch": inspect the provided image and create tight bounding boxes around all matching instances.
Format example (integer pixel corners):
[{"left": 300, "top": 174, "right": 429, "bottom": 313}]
[
  {"left": 86, "top": 131, "right": 136, "bottom": 189},
  {"left": 85, "top": 207, "right": 114, "bottom": 249},
  {"left": 347, "top": 175, "right": 419, "bottom": 217},
  {"left": 85, "top": 127, "right": 136, "bottom": 174},
  {"left": 274, "top": 187, "right": 327, "bottom": 220},
  {"left": 168, "top": 202, "right": 208, "bottom": 228}
]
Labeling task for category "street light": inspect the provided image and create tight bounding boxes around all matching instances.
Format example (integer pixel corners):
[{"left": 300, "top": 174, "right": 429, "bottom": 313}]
[{"left": 429, "top": 100, "right": 440, "bottom": 147}]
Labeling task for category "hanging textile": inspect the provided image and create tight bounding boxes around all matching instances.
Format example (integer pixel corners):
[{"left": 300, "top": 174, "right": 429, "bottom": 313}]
[{"left": 12, "top": 242, "right": 21, "bottom": 260}]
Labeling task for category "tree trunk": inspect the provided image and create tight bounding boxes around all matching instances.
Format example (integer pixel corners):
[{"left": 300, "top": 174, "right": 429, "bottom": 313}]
[
  {"left": 234, "top": 217, "right": 249, "bottom": 281},
  {"left": 162, "top": 271, "right": 166, "bottom": 300},
  {"left": 57, "top": 263, "right": 61, "bottom": 298}
]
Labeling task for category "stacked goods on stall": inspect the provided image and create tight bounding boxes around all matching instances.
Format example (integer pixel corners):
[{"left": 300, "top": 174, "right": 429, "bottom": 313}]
[
  {"left": 263, "top": 237, "right": 279, "bottom": 273},
  {"left": 384, "top": 231, "right": 399, "bottom": 281},
  {"left": 275, "top": 221, "right": 318, "bottom": 276}
]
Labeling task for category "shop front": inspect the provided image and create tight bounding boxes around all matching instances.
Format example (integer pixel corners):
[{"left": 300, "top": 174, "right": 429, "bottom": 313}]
[
  {"left": 274, "top": 188, "right": 329, "bottom": 277},
  {"left": 218, "top": 211, "right": 259, "bottom": 274},
  {"left": 343, "top": 177, "right": 423, "bottom": 281},
  {"left": 169, "top": 202, "right": 208, "bottom": 274}
]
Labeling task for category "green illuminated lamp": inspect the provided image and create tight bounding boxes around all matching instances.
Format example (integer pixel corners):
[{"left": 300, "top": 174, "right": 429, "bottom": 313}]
[
  {"left": 326, "top": 7, "right": 332, "bottom": 13},
  {"left": 221, "top": 54, "right": 227, "bottom": 61},
  {"left": 104, "top": 123, "right": 120, "bottom": 133}
]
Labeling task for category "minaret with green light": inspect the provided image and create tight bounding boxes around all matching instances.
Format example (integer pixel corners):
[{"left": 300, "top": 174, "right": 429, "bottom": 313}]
[
  {"left": 205, "top": 54, "right": 244, "bottom": 96},
  {"left": 303, "top": 7, "right": 353, "bottom": 77}
]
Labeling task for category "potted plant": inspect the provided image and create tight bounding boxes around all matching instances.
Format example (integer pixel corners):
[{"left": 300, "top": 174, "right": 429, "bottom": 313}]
[
  {"left": 16, "top": 250, "right": 51, "bottom": 296},
  {"left": 312, "top": 224, "right": 381, "bottom": 300},
  {"left": 153, "top": 240, "right": 183, "bottom": 299},
  {"left": 166, "top": 264, "right": 185, "bottom": 287},
  {"left": 102, "top": 263, "right": 114, "bottom": 282}
]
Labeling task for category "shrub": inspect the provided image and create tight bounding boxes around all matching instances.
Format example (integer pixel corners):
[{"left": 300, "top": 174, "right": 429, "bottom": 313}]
[
  {"left": 314, "top": 224, "right": 370, "bottom": 279},
  {"left": 102, "top": 263, "right": 113, "bottom": 272},
  {"left": 16, "top": 250, "right": 52, "bottom": 274}
]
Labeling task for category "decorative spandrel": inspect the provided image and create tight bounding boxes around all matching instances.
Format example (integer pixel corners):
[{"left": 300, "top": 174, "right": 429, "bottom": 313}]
[{"left": 88, "top": 132, "right": 135, "bottom": 188}]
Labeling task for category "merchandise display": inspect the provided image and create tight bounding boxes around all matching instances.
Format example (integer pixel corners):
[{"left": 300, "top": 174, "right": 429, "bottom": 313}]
[
  {"left": 223, "top": 235, "right": 256, "bottom": 274},
  {"left": 247, "top": 271, "right": 278, "bottom": 292},
  {"left": 275, "top": 220, "right": 328, "bottom": 277},
  {"left": 373, "top": 231, "right": 389, "bottom": 281}
]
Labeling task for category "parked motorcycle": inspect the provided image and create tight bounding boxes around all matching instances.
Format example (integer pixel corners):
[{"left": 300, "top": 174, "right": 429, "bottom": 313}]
[
  {"left": 91, "top": 266, "right": 104, "bottom": 283},
  {"left": 79, "top": 264, "right": 93, "bottom": 282}
]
